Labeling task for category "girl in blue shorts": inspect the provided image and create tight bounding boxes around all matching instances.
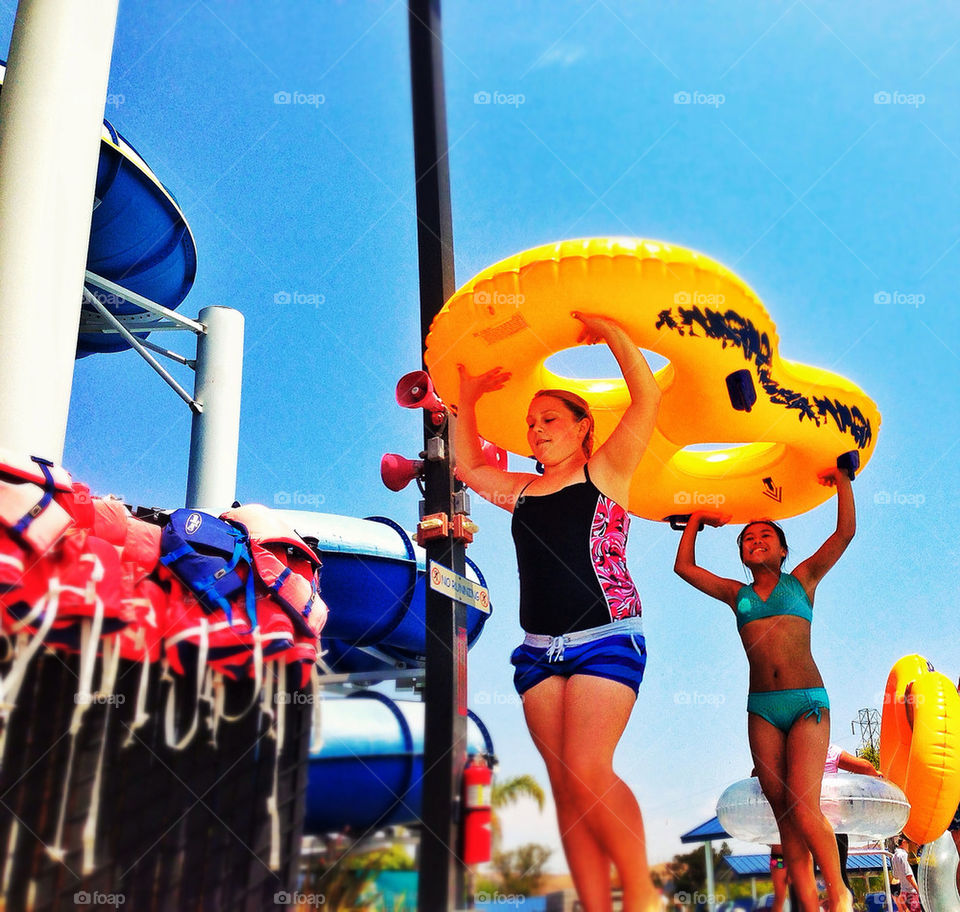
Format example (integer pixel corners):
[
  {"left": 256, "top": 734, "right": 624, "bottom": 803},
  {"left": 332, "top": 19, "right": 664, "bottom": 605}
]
[
  {"left": 455, "top": 312, "right": 661, "bottom": 912},
  {"left": 673, "top": 469, "right": 856, "bottom": 912}
]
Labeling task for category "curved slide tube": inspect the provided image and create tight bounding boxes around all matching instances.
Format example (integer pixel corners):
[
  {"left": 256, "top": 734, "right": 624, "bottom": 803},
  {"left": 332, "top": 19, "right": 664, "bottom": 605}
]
[
  {"left": 717, "top": 774, "right": 910, "bottom": 844},
  {"left": 0, "top": 62, "right": 198, "bottom": 358},
  {"left": 304, "top": 691, "right": 494, "bottom": 834},
  {"left": 274, "top": 510, "right": 491, "bottom": 673}
]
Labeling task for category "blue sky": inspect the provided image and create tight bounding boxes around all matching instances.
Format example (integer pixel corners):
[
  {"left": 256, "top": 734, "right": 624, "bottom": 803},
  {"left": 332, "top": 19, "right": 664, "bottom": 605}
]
[{"left": 2, "top": 0, "right": 959, "bottom": 872}]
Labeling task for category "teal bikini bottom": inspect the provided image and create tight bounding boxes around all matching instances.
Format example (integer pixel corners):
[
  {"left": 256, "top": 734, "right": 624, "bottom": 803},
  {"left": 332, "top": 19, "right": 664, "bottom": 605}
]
[{"left": 747, "top": 687, "right": 830, "bottom": 733}]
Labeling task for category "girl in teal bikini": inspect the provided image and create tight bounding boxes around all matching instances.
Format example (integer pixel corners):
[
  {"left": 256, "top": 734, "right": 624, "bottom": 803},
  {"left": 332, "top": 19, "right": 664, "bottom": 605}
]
[{"left": 674, "top": 466, "right": 855, "bottom": 912}]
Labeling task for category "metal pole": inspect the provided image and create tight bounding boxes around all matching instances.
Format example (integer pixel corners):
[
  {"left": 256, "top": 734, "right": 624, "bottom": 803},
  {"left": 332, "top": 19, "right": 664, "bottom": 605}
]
[
  {"left": 0, "top": 0, "right": 119, "bottom": 460},
  {"left": 185, "top": 306, "right": 244, "bottom": 511},
  {"left": 882, "top": 852, "right": 893, "bottom": 912},
  {"left": 408, "top": 1, "right": 467, "bottom": 909},
  {"left": 705, "top": 840, "right": 715, "bottom": 912}
]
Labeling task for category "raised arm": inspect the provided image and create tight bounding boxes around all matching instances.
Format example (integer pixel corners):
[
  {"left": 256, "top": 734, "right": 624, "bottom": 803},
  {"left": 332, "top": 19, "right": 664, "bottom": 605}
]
[
  {"left": 578, "top": 313, "right": 662, "bottom": 504},
  {"left": 673, "top": 510, "right": 741, "bottom": 607},
  {"left": 837, "top": 749, "right": 881, "bottom": 777},
  {"left": 453, "top": 364, "right": 533, "bottom": 513},
  {"left": 792, "top": 466, "right": 856, "bottom": 592}
]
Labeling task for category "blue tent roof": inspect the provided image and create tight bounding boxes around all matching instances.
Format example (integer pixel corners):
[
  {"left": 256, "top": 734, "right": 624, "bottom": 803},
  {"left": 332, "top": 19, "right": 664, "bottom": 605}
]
[
  {"left": 722, "top": 854, "right": 889, "bottom": 878},
  {"left": 680, "top": 817, "right": 732, "bottom": 844}
]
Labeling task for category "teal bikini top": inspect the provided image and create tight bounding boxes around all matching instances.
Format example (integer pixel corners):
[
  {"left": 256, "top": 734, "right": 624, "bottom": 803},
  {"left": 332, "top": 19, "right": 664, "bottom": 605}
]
[{"left": 735, "top": 572, "right": 812, "bottom": 631}]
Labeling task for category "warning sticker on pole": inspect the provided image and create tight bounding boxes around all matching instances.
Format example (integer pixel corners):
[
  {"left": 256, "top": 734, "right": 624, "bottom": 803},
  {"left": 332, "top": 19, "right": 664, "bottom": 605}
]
[{"left": 428, "top": 561, "right": 490, "bottom": 614}]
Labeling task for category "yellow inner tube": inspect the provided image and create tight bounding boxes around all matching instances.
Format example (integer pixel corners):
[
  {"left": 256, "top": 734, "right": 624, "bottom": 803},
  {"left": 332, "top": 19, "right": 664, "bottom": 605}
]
[
  {"left": 881, "top": 654, "right": 960, "bottom": 845},
  {"left": 425, "top": 237, "right": 881, "bottom": 521}
]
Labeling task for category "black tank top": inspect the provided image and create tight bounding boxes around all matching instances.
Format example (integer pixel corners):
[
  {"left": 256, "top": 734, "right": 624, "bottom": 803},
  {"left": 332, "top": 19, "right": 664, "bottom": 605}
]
[{"left": 510, "top": 466, "right": 642, "bottom": 635}]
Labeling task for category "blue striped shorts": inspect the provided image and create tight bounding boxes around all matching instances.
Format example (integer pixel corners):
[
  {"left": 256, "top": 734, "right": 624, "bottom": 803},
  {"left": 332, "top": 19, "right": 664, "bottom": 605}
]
[{"left": 510, "top": 617, "right": 647, "bottom": 698}]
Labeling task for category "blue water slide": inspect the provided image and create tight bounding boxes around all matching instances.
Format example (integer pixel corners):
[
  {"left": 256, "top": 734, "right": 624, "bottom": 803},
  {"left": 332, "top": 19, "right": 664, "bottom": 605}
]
[
  {"left": 0, "top": 63, "right": 198, "bottom": 358},
  {"left": 273, "top": 510, "right": 492, "bottom": 673},
  {"left": 305, "top": 691, "right": 494, "bottom": 834}
]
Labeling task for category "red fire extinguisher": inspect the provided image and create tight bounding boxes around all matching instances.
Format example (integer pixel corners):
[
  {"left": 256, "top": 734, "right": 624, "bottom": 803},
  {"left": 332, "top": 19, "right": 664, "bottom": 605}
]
[{"left": 461, "top": 753, "right": 492, "bottom": 865}]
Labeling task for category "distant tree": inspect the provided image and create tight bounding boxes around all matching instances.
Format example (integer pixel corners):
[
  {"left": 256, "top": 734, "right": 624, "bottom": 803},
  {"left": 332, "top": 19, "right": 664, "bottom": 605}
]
[
  {"left": 491, "top": 774, "right": 546, "bottom": 851},
  {"left": 492, "top": 842, "right": 552, "bottom": 895},
  {"left": 301, "top": 836, "right": 416, "bottom": 909},
  {"left": 858, "top": 742, "right": 881, "bottom": 771},
  {"left": 664, "top": 842, "right": 732, "bottom": 898}
]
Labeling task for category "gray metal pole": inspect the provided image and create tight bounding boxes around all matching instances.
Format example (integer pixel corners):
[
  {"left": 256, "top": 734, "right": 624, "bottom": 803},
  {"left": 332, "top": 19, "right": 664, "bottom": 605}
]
[
  {"left": 882, "top": 852, "right": 893, "bottom": 912},
  {"left": 705, "top": 840, "right": 716, "bottom": 912},
  {"left": 0, "top": 0, "right": 119, "bottom": 460},
  {"left": 185, "top": 306, "right": 244, "bottom": 511}
]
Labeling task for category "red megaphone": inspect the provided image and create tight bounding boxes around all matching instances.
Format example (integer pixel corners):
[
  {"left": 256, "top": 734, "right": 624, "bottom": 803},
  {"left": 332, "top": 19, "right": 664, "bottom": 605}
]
[
  {"left": 479, "top": 438, "right": 508, "bottom": 471},
  {"left": 396, "top": 370, "right": 445, "bottom": 424},
  {"left": 380, "top": 454, "right": 424, "bottom": 492}
]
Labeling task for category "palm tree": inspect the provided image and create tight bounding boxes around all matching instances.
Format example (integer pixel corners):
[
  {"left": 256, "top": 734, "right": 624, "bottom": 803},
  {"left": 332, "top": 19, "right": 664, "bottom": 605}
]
[{"left": 491, "top": 773, "right": 546, "bottom": 852}]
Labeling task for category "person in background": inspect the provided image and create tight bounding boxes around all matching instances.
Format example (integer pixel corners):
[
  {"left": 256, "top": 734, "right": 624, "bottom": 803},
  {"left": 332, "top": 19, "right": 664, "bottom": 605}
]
[
  {"left": 769, "top": 842, "right": 790, "bottom": 912},
  {"left": 824, "top": 743, "right": 882, "bottom": 891},
  {"left": 891, "top": 835, "right": 921, "bottom": 912}
]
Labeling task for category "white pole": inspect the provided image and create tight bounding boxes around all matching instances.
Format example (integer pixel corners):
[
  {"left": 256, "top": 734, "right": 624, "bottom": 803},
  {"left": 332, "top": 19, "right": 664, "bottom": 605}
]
[
  {"left": 0, "top": 0, "right": 119, "bottom": 461},
  {"left": 882, "top": 852, "right": 893, "bottom": 912},
  {"left": 186, "top": 306, "right": 244, "bottom": 512},
  {"left": 705, "top": 840, "right": 716, "bottom": 912}
]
